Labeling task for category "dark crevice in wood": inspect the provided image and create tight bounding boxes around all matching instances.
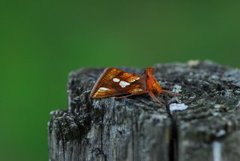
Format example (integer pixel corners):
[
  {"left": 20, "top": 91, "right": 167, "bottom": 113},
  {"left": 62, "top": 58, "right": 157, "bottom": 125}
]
[
  {"left": 170, "top": 116, "right": 179, "bottom": 161},
  {"left": 166, "top": 104, "right": 179, "bottom": 161},
  {"left": 100, "top": 109, "right": 107, "bottom": 161},
  {"left": 131, "top": 112, "right": 135, "bottom": 161}
]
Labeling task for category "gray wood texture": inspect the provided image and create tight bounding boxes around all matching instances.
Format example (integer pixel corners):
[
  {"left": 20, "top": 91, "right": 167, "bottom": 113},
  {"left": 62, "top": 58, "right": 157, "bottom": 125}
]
[{"left": 48, "top": 61, "right": 240, "bottom": 161}]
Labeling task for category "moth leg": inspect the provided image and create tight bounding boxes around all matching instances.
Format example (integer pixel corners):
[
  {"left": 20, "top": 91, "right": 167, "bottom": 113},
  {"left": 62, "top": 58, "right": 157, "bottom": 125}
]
[
  {"left": 148, "top": 92, "right": 165, "bottom": 106},
  {"left": 114, "top": 94, "right": 133, "bottom": 99},
  {"left": 162, "top": 90, "right": 181, "bottom": 97}
]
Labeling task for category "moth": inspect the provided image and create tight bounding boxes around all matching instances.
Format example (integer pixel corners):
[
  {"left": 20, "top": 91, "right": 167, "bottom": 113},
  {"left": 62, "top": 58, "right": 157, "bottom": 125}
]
[{"left": 90, "top": 67, "right": 175, "bottom": 104}]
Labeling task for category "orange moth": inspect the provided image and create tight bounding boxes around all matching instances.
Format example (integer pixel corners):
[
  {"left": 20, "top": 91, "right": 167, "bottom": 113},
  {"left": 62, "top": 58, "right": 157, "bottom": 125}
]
[{"left": 90, "top": 67, "right": 174, "bottom": 104}]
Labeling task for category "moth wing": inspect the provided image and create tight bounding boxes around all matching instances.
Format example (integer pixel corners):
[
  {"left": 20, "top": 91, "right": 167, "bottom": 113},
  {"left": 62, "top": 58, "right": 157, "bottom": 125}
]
[{"left": 90, "top": 68, "right": 145, "bottom": 98}]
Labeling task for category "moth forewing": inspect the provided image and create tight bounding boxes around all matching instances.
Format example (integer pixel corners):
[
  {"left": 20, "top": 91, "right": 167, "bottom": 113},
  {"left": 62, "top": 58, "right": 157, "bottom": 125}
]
[{"left": 90, "top": 68, "right": 145, "bottom": 98}]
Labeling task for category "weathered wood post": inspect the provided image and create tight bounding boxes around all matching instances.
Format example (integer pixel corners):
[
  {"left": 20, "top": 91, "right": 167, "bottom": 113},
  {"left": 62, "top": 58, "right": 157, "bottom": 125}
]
[{"left": 48, "top": 61, "right": 240, "bottom": 161}]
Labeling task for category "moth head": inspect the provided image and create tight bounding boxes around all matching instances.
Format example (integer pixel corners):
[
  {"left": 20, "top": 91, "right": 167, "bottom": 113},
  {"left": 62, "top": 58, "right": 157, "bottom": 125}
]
[{"left": 145, "top": 67, "right": 163, "bottom": 95}]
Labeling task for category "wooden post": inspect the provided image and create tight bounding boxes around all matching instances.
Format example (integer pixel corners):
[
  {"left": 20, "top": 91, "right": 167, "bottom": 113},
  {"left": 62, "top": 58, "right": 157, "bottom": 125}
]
[{"left": 48, "top": 61, "right": 240, "bottom": 161}]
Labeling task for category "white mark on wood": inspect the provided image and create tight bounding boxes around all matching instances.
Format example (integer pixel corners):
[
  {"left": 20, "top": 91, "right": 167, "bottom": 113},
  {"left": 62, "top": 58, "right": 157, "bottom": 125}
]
[
  {"left": 212, "top": 141, "right": 222, "bottom": 161},
  {"left": 151, "top": 114, "right": 168, "bottom": 121},
  {"left": 172, "top": 84, "right": 182, "bottom": 93},
  {"left": 188, "top": 60, "right": 200, "bottom": 67},
  {"left": 214, "top": 104, "right": 222, "bottom": 109},
  {"left": 119, "top": 81, "right": 130, "bottom": 88},
  {"left": 236, "top": 101, "right": 240, "bottom": 108},
  {"left": 216, "top": 129, "right": 226, "bottom": 137},
  {"left": 113, "top": 78, "right": 120, "bottom": 82},
  {"left": 169, "top": 103, "right": 188, "bottom": 112}
]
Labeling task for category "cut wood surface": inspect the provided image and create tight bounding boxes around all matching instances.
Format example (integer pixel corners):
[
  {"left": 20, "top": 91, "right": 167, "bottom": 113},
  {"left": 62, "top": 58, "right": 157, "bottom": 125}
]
[{"left": 48, "top": 61, "right": 240, "bottom": 161}]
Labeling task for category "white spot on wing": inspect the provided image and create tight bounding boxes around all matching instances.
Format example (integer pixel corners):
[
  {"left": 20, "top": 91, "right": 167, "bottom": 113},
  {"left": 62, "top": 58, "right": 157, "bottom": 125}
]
[
  {"left": 129, "top": 77, "right": 140, "bottom": 82},
  {"left": 169, "top": 103, "right": 188, "bottom": 112},
  {"left": 132, "top": 88, "right": 143, "bottom": 92},
  {"left": 119, "top": 81, "right": 130, "bottom": 88},
  {"left": 99, "top": 87, "right": 110, "bottom": 91},
  {"left": 113, "top": 78, "right": 120, "bottom": 82}
]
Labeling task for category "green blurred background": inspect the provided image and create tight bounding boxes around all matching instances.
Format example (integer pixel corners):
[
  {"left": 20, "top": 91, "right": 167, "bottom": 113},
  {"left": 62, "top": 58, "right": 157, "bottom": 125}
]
[{"left": 1, "top": 1, "right": 240, "bottom": 161}]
